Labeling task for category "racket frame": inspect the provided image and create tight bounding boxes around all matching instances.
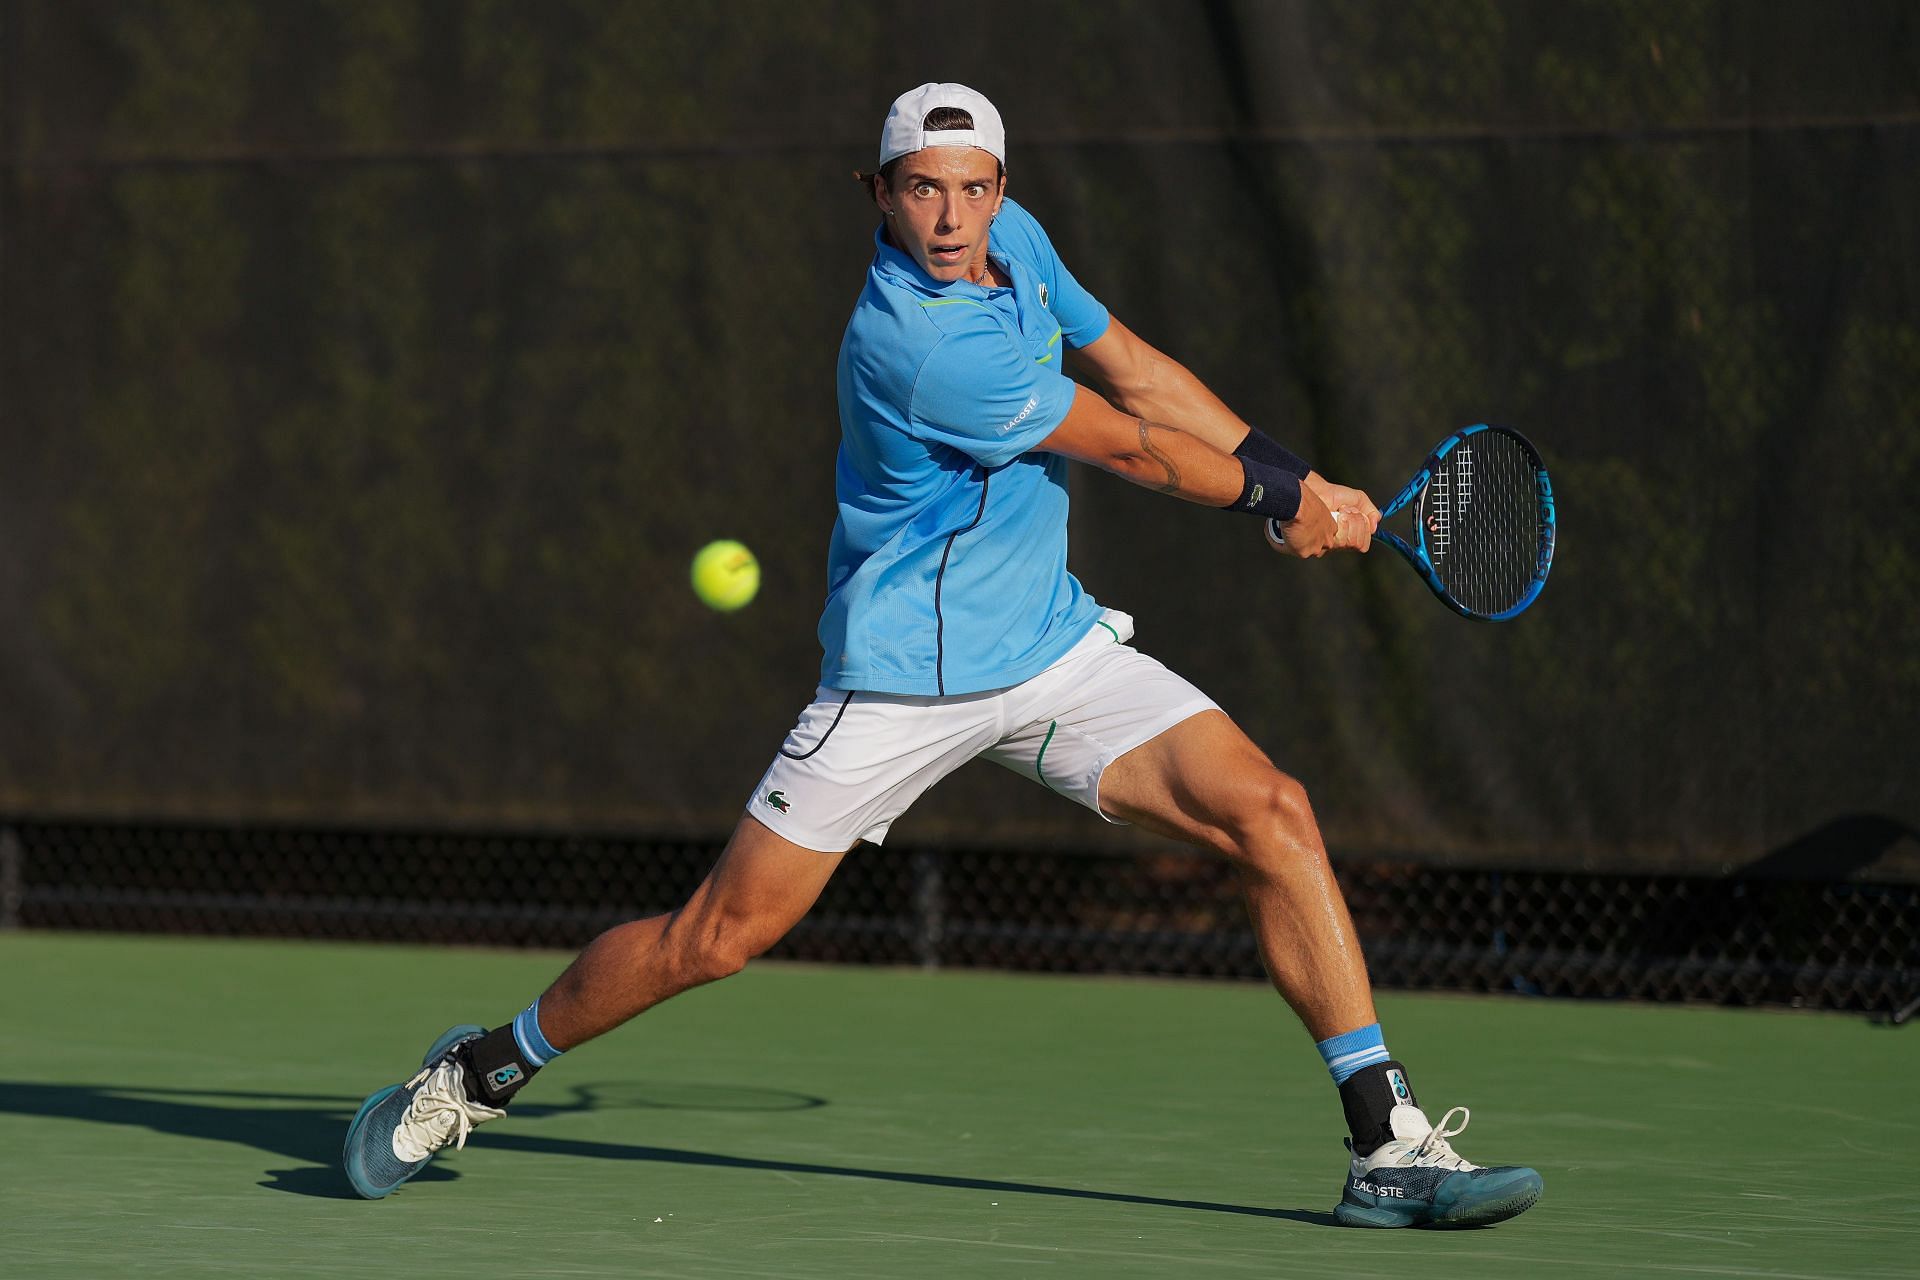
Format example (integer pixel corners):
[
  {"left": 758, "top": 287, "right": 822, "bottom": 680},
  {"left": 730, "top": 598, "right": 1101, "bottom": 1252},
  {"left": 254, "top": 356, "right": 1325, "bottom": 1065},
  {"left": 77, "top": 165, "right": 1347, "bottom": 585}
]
[{"left": 1373, "top": 423, "right": 1556, "bottom": 621}]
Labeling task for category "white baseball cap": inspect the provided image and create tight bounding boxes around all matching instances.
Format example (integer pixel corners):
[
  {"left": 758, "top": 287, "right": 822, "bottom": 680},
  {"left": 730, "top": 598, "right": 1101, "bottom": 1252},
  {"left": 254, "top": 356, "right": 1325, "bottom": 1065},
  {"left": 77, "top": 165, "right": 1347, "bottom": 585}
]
[{"left": 878, "top": 83, "right": 1006, "bottom": 167}]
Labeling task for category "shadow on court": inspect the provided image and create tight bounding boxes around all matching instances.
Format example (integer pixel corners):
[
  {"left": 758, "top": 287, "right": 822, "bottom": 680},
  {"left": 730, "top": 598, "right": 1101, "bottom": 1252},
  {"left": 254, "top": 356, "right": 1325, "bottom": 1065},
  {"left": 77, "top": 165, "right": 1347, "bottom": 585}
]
[{"left": 0, "top": 1079, "right": 1332, "bottom": 1224}]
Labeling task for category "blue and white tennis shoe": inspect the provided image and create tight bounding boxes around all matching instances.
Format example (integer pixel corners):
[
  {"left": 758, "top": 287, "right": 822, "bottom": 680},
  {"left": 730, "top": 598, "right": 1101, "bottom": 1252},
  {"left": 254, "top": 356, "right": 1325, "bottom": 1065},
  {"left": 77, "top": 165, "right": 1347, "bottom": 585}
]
[
  {"left": 343, "top": 1024, "right": 503, "bottom": 1199},
  {"left": 1334, "top": 1104, "right": 1542, "bottom": 1228}
]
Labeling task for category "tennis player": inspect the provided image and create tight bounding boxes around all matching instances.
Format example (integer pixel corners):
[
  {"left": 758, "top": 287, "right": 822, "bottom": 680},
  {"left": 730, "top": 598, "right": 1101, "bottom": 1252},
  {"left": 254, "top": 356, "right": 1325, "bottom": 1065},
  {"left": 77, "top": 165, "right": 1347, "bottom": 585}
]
[{"left": 345, "top": 83, "right": 1542, "bottom": 1228}]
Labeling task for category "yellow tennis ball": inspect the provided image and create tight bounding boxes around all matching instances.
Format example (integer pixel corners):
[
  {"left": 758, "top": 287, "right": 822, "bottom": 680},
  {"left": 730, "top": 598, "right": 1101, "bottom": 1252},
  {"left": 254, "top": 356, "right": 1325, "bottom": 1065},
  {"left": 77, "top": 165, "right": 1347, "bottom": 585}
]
[{"left": 690, "top": 539, "right": 759, "bottom": 611}]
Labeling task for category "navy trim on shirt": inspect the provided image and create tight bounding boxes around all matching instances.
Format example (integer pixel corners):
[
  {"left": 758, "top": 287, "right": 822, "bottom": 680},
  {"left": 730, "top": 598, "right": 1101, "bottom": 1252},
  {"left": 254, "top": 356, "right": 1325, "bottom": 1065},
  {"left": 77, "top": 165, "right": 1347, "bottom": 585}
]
[{"left": 933, "top": 466, "right": 993, "bottom": 696}]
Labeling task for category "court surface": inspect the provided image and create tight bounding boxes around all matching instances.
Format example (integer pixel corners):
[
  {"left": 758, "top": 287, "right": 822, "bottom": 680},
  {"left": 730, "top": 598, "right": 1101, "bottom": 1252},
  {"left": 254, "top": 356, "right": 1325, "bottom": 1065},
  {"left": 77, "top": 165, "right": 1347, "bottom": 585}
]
[{"left": 4, "top": 931, "right": 1913, "bottom": 1279}]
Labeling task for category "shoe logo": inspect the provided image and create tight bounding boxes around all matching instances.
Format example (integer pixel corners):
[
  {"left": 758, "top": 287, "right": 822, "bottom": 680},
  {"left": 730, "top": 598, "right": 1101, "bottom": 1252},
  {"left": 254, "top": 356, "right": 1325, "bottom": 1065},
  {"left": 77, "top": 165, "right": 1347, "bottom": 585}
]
[
  {"left": 764, "top": 789, "right": 791, "bottom": 814},
  {"left": 491, "top": 1065, "right": 522, "bottom": 1088},
  {"left": 1354, "top": 1179, "right": 1407, "bottom": 1198},
  {"left": 1388, "top": 1068, "right": 1410, "bottom": 1102}
]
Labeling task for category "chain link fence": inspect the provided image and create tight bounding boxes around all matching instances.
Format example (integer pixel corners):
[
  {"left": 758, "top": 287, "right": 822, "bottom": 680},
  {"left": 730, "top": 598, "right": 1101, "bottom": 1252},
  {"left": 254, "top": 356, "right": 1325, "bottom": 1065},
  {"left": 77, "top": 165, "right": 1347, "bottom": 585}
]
[{"left": 7, "top": 817, "right": 1913, "bottom": 1016}]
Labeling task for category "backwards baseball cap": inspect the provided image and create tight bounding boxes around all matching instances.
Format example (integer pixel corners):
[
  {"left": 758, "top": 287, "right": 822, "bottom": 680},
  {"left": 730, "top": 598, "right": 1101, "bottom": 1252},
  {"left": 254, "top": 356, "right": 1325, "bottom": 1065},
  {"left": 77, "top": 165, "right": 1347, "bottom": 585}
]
[{"left": 878, "top": 83, "right": 1006, "bottom": 167}]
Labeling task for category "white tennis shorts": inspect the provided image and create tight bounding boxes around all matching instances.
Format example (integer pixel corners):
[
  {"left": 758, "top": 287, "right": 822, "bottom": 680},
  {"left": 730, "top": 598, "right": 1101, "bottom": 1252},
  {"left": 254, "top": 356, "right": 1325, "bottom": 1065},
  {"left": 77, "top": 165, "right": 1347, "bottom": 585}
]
[{"left": 748, "top": 610, "right": 1219, "bottom": 852}]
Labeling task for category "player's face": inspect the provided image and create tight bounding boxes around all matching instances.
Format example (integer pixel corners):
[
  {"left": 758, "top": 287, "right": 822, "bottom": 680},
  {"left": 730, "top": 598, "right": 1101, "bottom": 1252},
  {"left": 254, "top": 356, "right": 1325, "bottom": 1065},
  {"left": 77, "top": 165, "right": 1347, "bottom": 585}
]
[{"left": 877, "top": 147, "right": 1006, "bottom": 284}]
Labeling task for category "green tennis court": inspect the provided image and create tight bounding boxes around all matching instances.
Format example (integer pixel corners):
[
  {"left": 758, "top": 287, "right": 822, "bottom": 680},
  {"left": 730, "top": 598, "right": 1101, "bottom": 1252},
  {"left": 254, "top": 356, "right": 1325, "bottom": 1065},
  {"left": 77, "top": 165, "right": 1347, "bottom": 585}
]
[{"left": 4, "top": 931, "right": 1913, "bottom": 1279}]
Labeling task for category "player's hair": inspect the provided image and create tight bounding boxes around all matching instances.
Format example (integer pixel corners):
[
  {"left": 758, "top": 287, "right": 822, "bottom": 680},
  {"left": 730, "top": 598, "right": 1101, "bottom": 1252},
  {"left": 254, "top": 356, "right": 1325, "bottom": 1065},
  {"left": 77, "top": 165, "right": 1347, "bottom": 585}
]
[{"left": 854, "top": 106, "right": 1006, "bottom": 205}]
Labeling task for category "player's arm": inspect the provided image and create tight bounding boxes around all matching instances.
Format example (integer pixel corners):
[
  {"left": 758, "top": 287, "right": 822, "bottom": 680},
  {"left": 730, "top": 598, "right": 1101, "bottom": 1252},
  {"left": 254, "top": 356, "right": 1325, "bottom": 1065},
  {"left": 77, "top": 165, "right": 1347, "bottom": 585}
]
[
  {"left": 1036, "top": 384, "right": 1356, "bottom": 557},
  {"left": 1067, "top": 316, "right": 1249, "bottom": 452},
  {"left": 1068, "top": 317, "right": 1380, "bottom": 535}
]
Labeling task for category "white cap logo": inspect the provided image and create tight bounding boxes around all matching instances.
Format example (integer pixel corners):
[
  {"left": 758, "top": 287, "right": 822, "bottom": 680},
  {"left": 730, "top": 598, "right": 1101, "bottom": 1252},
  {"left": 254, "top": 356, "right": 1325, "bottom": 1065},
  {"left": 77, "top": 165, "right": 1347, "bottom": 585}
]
[{"left": 879, "top": 83, "right": 1006, "bottom": 167}]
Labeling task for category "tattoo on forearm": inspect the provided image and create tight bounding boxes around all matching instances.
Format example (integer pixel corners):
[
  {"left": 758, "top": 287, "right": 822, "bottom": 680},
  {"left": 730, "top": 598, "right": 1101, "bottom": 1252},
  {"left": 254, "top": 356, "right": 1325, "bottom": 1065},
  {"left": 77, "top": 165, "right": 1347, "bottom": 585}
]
[{"left": 1138, "top": 420, "right": 1182, "bottom": 493}]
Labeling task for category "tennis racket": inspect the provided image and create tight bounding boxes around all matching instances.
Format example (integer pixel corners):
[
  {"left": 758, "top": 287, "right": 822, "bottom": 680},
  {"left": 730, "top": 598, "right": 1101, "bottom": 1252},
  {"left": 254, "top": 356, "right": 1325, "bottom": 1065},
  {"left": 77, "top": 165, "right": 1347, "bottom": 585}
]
[{"left": 1269, "top": 423, "right": 1556, "bottom": 621}]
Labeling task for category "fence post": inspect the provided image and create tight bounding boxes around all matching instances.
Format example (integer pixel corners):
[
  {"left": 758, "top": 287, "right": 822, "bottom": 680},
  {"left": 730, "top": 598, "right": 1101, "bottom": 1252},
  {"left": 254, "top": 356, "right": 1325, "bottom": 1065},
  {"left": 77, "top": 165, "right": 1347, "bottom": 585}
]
[
  {"left": 0, "top": 826, "right": 22, "bottom": 930},
  {"left": 912, "top": 849, "right": 943, "bottom": 970}
]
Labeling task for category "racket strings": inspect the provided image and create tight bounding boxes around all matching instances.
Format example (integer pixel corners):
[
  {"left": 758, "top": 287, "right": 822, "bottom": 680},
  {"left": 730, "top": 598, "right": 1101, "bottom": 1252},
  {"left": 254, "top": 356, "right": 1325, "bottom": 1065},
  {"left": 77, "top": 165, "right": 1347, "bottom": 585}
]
[{"left": 1429, "top": 436, "right": 1539, "bottom": 615}]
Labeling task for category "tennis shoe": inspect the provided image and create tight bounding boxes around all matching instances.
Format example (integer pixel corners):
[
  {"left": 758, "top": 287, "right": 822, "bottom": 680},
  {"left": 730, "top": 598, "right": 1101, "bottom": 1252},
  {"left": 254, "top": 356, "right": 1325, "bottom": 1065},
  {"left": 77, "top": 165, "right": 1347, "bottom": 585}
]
[
  {"left": 1333, "top": 1104, "right": 1541, "bottom": 1228},
  {"left": 343, "top": 1024, "right": 503, "bottom": 1199}
]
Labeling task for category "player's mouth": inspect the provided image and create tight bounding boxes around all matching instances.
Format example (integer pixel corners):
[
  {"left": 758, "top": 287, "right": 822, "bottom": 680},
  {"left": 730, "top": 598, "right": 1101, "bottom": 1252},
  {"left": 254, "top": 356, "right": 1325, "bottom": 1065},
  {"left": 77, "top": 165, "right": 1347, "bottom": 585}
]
[{"left": 928, "top": 242, "right": 968, "bottom": 266}]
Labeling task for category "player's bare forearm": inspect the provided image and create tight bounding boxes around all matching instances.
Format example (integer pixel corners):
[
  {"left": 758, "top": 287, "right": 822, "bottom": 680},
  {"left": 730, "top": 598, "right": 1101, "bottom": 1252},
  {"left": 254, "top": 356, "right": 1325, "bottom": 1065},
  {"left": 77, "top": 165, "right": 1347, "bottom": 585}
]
[
  {"left": 1067, "top": 317, "right": 1256, "bottom": 454},
  {"left": 1038, "top": 385, "right": 1363, "bottom": 556},
  {"left": 1038, "top": 385, "right": 1246, "bottom": 507},
  {"left": 1123, "top": 418, "right": 1248, "bottom": 505},
  {"left": 1101, "top": 353, "right": 1247, "bottom": 455},
  {"left": 1064, "top": 318, "right": 1377, "bottom": 555}
]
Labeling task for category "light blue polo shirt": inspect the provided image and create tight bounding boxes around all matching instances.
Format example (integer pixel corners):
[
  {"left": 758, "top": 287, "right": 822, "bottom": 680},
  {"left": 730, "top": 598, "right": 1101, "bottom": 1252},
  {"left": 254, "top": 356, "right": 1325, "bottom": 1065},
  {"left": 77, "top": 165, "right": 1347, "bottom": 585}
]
[{"left": 821, "top": 196, "right": 1112, "bottom": 695}]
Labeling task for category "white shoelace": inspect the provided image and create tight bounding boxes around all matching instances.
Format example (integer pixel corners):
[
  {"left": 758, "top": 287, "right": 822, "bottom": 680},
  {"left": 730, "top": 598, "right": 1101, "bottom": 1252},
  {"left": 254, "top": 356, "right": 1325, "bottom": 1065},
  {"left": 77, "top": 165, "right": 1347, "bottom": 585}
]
[
  {"left": 391, "top": 1060, "right": 505, "bottom": 1163},
  {"left": 1405, "top": 1106, "right": 1478, "bottom": 1171}
]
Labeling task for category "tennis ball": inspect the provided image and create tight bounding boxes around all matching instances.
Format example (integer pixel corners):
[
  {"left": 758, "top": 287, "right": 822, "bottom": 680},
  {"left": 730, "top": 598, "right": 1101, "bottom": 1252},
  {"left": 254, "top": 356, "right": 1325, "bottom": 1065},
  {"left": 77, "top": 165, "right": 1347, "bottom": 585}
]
[{"left": 690, "top": 539, "right": 759, "bottom": 611}]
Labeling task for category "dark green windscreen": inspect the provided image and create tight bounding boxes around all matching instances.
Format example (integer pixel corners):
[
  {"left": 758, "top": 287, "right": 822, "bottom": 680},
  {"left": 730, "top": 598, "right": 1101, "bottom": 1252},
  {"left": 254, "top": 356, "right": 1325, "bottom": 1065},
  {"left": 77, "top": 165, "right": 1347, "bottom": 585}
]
[{"left": 2, "top": 2, "right": 1915, "bottom": 875}]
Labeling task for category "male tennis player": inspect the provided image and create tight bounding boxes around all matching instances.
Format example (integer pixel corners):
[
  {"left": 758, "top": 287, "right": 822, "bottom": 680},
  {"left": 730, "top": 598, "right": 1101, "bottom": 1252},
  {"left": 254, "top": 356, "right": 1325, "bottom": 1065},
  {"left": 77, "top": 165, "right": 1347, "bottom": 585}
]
[{"left": 345, "top": 83, "right": 1542, "bottom": 1228}]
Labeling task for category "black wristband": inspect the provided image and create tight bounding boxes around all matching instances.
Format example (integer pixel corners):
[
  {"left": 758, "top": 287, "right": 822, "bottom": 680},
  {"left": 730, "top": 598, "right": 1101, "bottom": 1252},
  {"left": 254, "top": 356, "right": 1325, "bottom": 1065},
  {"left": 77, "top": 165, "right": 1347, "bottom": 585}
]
[
  {"left": 1233, "top": 426, "right": 1312, "bottom": 480},
  {"left": 1232, "top": 457, "right": 1302, "bottom": 522}
]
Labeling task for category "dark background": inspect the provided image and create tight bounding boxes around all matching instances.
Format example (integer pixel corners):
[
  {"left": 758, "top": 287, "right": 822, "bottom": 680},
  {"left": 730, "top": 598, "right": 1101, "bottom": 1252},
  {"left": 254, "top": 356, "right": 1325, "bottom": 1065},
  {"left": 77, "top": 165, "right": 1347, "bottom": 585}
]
[{"left": 2, "top": 1, "right": 1915, "bottom": 878}]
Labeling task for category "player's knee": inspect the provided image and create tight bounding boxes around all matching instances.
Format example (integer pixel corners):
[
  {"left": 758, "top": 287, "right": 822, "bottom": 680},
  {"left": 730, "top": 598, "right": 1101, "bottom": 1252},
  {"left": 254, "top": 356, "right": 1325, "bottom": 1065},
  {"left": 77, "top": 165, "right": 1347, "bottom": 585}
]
[
  {"left": 681, "top": 913, "right": 774, "bottom": 984},
  {"left": 688, "top": 930, "right": 752, "bottom": 983},
  {"left": 1223, "top": 771, "right": 1319, "bottom": 860}
]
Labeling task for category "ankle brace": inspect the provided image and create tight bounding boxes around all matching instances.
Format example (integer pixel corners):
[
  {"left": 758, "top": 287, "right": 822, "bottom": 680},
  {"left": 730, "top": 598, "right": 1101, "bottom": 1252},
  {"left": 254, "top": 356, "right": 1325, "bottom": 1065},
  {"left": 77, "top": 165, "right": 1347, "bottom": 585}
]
[
  {"left": 1339, "top": 1059, "right": 1419, "bottom": 1157},
  {"left": 459, "top": 1024, "right": 540, "bottom": 1106}
]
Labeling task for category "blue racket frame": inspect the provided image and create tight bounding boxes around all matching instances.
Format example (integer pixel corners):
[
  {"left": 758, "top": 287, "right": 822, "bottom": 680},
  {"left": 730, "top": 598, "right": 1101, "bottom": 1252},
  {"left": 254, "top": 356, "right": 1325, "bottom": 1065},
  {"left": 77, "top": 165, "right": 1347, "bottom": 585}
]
[{"left": 1372, "top": 423, "right": 1556, "bottom": 621}]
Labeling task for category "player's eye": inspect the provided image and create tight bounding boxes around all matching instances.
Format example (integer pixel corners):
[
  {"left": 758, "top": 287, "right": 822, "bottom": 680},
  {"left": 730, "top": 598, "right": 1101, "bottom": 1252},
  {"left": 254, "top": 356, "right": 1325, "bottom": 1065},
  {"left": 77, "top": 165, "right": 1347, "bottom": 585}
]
[{"left": 913, "top": 183, "right": 937, "bottom": 198}]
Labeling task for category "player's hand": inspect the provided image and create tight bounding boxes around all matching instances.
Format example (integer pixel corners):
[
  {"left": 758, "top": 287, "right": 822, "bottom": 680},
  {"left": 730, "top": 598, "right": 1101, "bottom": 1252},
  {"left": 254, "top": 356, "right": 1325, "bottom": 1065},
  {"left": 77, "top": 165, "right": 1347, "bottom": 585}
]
[
  {"left": 1305, "top": 473, "right": 1377, "bottom": 553},
  {"left": 1266, "top": 487, "right": 1338, "bottom": 558},
  {"left": 1331, "top": 506, "right": 1372, "bottom": 552}
]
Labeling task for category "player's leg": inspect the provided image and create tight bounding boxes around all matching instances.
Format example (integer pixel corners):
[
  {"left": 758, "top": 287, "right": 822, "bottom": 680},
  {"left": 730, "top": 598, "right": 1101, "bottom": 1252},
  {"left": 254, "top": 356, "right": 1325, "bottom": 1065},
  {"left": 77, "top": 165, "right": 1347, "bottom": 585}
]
[
  {"left": 982, "top": 621, "right": 1374, "bottom": 1037},
  {"left": 986, "top": 624, "right": 1539, "bottom": 1228},
  {"left": 1097, "top": 710, "right": 1542, "bottom": 1228},
  {"left": 535, "top": 815, "right": 846, "bottom": 1049},
  {"left": 344, "top": 681, "right": 1002, "bottom": 1199},
  {"left": 343, "top": 815, "right": 843, "bottom": 1200},
  {"left": 1096, "top": 710, "right": 1373, "bottom": 1038}
]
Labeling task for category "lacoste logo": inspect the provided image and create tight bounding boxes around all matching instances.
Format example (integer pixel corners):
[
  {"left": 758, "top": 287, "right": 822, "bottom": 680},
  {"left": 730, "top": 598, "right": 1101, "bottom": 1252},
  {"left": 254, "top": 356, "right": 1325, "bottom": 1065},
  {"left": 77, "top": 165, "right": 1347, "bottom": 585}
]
[
  {"left": 999, "top": 395, "right": 1039, "bottom": 434},
  {"left": 764, "top": 790, "right": 791, "bottom": 814},
  {"left": 491, "top": 1065, "right": 522, "bottom": 1088},
  {"left": 1246, "top": 483, "right": 1264, "bottom": 508},
  {"left": 1038, "top": 282, "right": 1050, "bottom": 307},
  {"left": 1355, "top": 1180, "right": 1407, "bottom": 1198}
]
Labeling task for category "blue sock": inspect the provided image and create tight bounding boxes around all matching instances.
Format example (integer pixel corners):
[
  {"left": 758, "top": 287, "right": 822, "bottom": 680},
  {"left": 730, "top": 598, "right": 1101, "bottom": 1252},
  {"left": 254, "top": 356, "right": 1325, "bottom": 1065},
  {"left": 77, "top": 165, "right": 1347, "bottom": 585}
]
[
  {"left": 511, "top": 999, "right": 564, "bottom": 1069},
  {"left": 1316, "top": 1022, "right": 1389, "bottom": 1085}
]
